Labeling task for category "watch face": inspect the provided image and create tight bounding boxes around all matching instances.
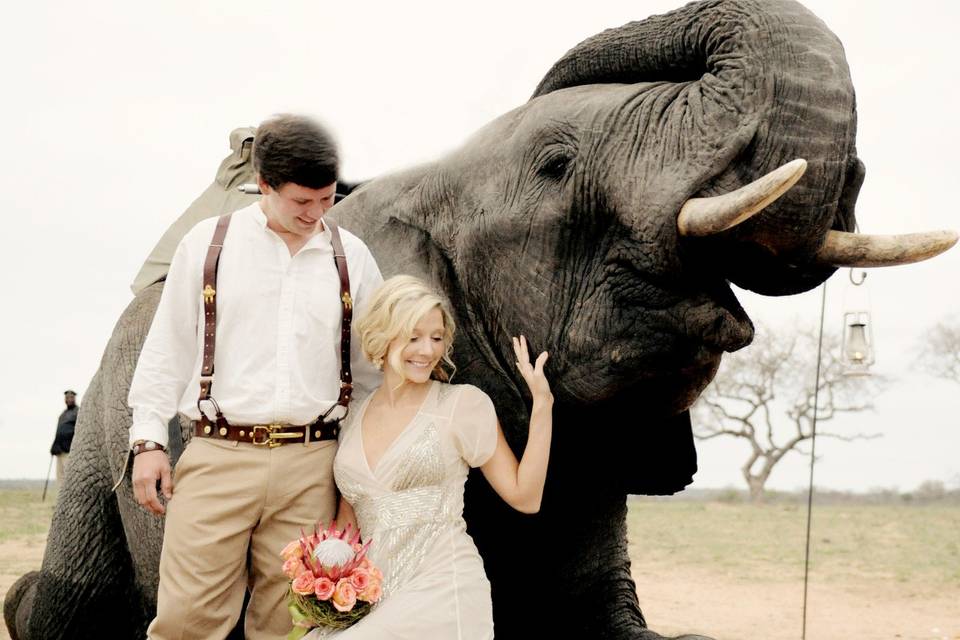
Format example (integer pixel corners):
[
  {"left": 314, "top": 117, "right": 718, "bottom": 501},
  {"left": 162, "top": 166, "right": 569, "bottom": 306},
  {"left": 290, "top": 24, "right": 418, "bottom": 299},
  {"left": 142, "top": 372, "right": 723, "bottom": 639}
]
[{"left": 145, "top": 441, "right": 156, "bottom": 450}]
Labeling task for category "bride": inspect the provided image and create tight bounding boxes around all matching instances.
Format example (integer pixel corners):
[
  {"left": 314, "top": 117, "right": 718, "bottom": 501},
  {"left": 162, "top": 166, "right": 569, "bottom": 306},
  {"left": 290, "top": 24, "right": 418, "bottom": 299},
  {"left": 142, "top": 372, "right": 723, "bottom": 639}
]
[{"left": 306, "top": 274, "right": 552, "bottom": 639}]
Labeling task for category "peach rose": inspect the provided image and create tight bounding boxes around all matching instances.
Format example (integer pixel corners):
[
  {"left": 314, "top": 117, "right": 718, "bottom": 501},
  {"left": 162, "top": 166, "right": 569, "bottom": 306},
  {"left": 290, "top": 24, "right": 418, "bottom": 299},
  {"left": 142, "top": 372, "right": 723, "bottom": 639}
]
[
  {"left": 332, "top": 579, "right": 358, "bottom": 612},
  {"left": 282, "top": 557, "right": 303, "bottom": 580},
  {"left": 360, "top": 580, "right": 383, "bottom": 603},
  {"left": 314, "top": 576, "right": 336, "bottom": 601},
  {"left": 291, "top": 571, "right": 316, "bottom": 596},
  {"left": 280, "top": 540, "right": 303, "bottom": 561},
  {"left": 349, "top": 569, "right": 370, "bottom": 592}
]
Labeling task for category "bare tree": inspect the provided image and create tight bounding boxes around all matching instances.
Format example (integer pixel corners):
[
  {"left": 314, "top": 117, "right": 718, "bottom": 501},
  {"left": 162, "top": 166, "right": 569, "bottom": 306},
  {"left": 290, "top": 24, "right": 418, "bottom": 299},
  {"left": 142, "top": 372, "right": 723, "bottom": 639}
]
[
  {"left": 693, "top": 324, "right": 884, "bottom": 501},
  {"left": 916, "top": 316, "right": 960, "bottom": 385}
]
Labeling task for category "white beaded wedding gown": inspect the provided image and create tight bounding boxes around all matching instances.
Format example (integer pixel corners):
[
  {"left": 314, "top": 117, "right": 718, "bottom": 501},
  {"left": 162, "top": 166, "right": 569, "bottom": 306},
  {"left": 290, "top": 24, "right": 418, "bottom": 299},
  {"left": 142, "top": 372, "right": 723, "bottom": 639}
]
[{"left": 305, "top": 381, "right": 498, "bottom": 639}]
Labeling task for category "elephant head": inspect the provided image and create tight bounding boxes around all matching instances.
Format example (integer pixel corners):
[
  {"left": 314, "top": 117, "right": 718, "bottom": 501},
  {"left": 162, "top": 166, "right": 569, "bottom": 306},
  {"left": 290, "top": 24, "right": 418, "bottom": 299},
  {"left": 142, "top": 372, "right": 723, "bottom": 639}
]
[
  {"left": 336, "top": 0, "right": 954, "bottom": 426},
  {"left": 330, "top": 3, "right": 954, "bottom": 635}
]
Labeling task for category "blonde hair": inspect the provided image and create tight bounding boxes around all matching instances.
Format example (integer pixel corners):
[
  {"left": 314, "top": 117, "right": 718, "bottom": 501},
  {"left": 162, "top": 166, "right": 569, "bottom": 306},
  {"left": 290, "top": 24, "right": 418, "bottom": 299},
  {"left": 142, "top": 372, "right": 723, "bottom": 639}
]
[{"left": 356, "top": 275, "right": 456, "bottom": 383}]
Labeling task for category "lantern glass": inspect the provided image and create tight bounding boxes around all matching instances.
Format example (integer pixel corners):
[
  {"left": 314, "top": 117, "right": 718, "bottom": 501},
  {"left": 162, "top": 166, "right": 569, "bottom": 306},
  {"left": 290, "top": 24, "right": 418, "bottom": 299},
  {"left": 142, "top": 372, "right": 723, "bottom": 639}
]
[{"left": 841, "top": 311, "right": 875, "bottom": 375}]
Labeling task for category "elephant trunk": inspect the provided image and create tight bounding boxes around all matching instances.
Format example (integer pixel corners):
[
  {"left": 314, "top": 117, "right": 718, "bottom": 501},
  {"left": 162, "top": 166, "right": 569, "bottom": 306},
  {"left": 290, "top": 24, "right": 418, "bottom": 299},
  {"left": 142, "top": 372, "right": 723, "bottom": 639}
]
[
  {"left": 3, "top": 571, "right": 38, "bottom": 640},
  {"left": 535, "top": 0, "right": 861, "bottom": 295}
]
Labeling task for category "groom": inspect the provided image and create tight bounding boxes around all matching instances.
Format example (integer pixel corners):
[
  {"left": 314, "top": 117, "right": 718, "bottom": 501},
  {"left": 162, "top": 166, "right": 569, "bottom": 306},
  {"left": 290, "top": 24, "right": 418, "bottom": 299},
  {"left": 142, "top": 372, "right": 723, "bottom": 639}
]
[{"left": 128, "top": 114, "right": 383, "bottom": 639}]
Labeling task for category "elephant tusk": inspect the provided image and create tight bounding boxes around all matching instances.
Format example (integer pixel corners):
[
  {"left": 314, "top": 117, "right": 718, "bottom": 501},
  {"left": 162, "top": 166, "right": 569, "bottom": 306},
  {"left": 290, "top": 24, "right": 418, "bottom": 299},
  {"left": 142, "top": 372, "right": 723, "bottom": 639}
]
[
  {"left": 677, "top": 159, "right": 808, "bottom": 237},
  {"left": 813, "top": 229, "right": 959, "bottom": 267}
]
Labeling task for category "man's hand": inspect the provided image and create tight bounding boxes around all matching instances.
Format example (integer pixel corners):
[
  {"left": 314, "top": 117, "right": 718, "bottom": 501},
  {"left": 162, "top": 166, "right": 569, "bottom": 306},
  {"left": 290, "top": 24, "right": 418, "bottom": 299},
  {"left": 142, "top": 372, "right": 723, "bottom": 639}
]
[{"left": 132, "top": 450, "right": 173, "bottom": 516}]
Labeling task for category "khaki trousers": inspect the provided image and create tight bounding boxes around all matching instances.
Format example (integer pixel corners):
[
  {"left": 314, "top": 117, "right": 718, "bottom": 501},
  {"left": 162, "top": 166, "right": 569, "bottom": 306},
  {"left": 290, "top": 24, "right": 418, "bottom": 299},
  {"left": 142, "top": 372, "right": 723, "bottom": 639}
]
[
  {"left": 147, "top": 436, "right": 338, "bottom": 640},
  {"left": 55, "top": 453, "right": 69, "bottom": 483}
]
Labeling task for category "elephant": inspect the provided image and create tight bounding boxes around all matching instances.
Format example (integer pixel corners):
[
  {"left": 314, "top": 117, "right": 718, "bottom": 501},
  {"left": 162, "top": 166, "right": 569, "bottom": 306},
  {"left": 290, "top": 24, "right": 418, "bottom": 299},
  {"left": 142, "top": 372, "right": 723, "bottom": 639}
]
[{"left": 6, "top": 0, "right": 956, "bottom": 638}]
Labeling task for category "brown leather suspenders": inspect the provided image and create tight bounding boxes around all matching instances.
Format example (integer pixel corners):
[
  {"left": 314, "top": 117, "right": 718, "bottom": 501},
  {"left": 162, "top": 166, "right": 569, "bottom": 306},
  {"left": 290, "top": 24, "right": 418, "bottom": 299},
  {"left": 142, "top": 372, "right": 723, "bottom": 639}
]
[
  {"left": 322, "top": 218, "right": 355, "bottom": 417},
  {"left": 197, "top": 214, "right": 232, "bottom": 425},
  {"left": 196, "top": 214, "right": 354, "bottom": 429}
]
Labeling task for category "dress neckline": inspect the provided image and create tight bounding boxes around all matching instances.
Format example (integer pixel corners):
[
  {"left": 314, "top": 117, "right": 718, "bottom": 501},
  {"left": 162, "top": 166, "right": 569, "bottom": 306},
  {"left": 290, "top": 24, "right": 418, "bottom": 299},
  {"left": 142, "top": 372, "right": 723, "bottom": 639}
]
[{"left": 359, "top": 380, "right": 437, "bottom": 476}]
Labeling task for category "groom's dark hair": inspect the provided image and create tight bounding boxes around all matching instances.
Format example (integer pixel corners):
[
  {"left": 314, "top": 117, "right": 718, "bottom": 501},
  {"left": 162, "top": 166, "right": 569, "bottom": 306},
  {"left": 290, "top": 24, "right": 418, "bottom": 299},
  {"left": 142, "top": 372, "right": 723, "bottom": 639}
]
[{"left": 253, "top": 114, "right": 339, "bottom": 190}]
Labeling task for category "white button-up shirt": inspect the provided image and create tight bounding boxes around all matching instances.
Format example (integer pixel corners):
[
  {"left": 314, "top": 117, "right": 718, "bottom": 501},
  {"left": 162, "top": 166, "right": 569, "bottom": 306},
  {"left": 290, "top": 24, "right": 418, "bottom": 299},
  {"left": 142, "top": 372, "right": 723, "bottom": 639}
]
[{"left": 127, "top": 202, "right": 383, "bottom": 447}]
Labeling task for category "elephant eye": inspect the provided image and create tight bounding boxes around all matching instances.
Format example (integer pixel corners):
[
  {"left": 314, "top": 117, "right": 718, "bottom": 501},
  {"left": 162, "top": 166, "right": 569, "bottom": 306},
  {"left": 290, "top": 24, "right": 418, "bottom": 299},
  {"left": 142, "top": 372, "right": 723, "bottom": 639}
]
[{"left": 537, "top": 152, "right": 572, "bottom": 181}]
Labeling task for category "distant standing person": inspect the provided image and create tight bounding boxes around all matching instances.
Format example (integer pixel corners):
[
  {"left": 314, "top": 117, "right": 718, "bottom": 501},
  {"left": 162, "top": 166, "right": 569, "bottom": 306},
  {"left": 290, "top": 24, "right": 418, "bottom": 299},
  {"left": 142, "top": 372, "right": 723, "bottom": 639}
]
[{"left": 50, "top": 390, "right": 79, "bottom": 483}]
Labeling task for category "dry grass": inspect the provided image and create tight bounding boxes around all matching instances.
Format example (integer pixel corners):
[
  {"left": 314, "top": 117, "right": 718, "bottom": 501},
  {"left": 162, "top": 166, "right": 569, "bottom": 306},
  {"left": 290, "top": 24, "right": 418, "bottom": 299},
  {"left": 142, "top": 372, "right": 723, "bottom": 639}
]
[
  {"left": 628, "top": 498, "right": 960, "bottom": 640},
  {"left": 0, "top": 488, "right": 53, "bottom": 640},
  {"left": 627, "top": 499, "right": 960, "bottom": 586},
  {"left": 1, "top": 490, "right": 958, "bottom": 639}
]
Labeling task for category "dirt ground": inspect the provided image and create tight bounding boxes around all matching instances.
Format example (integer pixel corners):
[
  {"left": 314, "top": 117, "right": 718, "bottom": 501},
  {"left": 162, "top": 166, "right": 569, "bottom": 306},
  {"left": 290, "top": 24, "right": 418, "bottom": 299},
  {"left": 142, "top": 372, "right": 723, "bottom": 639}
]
[
  {"left": 4, "top": 535, "right": 957, "bottom": 640},
  {"left": 634, "top": 565, "right": 960, "bottom": 640},
  {"left": 3, "top": 498, "right": 958, "bottom": 640},
  {"left": 1, "top": 534, "right": 46, "bottom": 640}
]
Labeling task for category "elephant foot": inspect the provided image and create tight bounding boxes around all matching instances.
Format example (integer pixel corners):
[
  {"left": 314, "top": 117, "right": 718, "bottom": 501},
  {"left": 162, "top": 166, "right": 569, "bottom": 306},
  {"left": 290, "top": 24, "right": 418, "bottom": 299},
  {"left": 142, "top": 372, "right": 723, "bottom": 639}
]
[
  {"left": 638, "top": 631, "right": 714, "bottom": 640},
  {"left": 3, "top": 571, "right": 39, "bottom": 640}
]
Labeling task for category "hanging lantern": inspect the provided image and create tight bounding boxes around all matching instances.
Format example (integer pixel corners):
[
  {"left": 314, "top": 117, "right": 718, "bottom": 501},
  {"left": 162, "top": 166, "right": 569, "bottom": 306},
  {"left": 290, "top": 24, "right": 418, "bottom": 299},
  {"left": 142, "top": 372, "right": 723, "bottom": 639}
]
[{"left": 840, "top": 270, "right": 875, "bottom": 375}]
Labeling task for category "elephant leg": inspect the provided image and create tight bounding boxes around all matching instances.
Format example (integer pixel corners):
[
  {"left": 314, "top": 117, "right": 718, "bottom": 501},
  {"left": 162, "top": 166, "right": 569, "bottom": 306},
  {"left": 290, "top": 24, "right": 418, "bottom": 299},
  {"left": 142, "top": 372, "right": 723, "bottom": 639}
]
[
  {"left": 466, "top": 416, "right": 716, "bottom": 640},
  {"left": 471, "top": 485, "right": 714, "bottom": 639},
  {"left": 26, "top": 370, "right": 149, "bottom": 639},
  {"left": 27, "top": 455, "right": 146, "bottom": 638}
]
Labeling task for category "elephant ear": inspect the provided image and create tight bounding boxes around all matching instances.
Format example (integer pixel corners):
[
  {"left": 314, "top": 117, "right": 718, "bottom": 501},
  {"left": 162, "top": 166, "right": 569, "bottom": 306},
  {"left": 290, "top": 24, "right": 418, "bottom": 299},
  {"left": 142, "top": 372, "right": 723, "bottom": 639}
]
[
  {"left": 534, "top": 0, "right": 862, "bottom": 296},
  {"left": 130, "top": 127, "right": 259, "bottom": 294}
]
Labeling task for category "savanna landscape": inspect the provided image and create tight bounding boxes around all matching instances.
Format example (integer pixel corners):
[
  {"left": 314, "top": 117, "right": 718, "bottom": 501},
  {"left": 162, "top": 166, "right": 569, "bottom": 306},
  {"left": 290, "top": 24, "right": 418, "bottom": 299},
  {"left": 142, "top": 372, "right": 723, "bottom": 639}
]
[{"left": 2, "top": 482, "right": 957, "bottom": 640}]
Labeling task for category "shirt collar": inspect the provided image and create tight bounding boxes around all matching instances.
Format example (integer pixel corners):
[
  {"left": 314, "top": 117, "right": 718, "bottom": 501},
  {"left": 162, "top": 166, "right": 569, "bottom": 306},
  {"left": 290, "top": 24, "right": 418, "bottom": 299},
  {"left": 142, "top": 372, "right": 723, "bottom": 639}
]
[
  {"left": 248, "top": 202, "right": 332, "bottom": 249},
  {"left": 251, "top": 202, "right": 269, "bottom": 229}
]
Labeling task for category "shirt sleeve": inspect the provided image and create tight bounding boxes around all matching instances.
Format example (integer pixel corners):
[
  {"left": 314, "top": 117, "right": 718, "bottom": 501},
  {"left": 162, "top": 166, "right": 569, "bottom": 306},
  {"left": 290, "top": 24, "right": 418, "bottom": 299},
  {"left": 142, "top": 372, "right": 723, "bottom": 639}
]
[
  {"left": 452, "top": 385, "right": 499, "bottom": 468},
  {"left": 127, "top": 235, "right": 201, "bottom": 448},
  {"left": 349, "top": 245, "right": 384, "bottom": 404}
]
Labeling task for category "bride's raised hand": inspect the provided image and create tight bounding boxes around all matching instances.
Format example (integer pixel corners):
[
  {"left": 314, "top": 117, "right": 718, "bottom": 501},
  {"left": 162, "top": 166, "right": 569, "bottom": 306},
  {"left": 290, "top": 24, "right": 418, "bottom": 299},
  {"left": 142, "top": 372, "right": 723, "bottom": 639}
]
[{"left": 512, "top": 335, "right": 552, "bottom": 404}]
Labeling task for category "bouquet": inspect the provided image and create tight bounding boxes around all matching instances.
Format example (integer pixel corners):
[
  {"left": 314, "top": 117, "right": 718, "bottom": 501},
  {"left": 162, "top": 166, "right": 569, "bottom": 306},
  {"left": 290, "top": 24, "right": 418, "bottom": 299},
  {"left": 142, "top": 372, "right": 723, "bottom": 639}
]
[{"left": 281, "top": 521, "right": 384, "bottom": 639}]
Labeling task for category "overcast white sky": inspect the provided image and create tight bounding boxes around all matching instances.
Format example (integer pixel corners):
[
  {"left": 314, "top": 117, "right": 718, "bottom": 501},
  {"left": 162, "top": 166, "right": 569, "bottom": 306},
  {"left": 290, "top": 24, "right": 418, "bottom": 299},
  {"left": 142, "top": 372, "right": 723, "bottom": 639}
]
[{"left": 0, "top": 1, "right": 957, "bottom": 492}]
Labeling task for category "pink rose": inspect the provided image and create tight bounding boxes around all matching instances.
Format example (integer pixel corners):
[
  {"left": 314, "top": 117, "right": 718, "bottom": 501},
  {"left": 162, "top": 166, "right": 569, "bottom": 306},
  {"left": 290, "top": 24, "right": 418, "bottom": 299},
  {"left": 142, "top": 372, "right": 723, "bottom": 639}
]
[
  {"left": 280, "top": 540, "right": 303, "bottom": 561},
  {"left": 291, "top": 571, "right": 316, "bottom": 596},
  {"left": 314, "top": 576, "right": 336, "bottom": 601},
  {"left": 349, "top": 569, "right": 370, "bottom": 592},
  {"left": 360, "top": 580, "right": 382, "bottom": 603},
  {"left": 282, "top": 557, "right": 303, "bottom": 580},
  {"left": 332, "top": 579, "right": 358, "bottom": 612}
]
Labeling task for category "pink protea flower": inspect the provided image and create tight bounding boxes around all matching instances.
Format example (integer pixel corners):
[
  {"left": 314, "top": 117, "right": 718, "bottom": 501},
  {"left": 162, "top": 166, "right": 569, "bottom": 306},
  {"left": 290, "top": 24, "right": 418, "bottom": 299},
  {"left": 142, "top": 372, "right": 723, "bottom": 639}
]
[
  {"left": 313, "top": 537, "right": 355, "bottom": 570},
  {"left": 296, "top": 521, "right": 373, "bottom": 581}
]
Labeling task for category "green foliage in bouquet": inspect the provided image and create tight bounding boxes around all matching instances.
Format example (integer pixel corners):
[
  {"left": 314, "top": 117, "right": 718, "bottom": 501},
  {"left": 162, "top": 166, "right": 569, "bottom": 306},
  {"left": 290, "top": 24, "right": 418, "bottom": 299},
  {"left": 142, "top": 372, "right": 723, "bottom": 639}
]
[{"left": 287, "top": 588, "right": 374, "bottom": 638}]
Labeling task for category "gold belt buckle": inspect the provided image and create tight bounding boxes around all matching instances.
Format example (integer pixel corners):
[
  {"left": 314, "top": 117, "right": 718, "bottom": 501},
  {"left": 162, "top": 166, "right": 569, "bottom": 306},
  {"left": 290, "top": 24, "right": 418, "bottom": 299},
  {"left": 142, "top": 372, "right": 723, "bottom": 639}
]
[{"left": 251, "top": 424, "right": 301, "bottom": 448}]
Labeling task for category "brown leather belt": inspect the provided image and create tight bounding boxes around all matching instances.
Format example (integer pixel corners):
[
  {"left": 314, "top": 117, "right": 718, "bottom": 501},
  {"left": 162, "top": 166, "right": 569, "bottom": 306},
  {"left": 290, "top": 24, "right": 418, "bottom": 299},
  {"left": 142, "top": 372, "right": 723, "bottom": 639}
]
[{"left": 193, "top": 416, "right": 339, "bottom": 447}]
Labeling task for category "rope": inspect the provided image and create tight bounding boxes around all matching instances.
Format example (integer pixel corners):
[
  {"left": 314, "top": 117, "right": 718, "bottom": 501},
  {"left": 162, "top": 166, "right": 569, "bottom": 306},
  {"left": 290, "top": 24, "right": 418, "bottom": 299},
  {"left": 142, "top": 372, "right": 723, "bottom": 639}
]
[{"left": 801, "top": 281, "right": 828, "bottom": 638}]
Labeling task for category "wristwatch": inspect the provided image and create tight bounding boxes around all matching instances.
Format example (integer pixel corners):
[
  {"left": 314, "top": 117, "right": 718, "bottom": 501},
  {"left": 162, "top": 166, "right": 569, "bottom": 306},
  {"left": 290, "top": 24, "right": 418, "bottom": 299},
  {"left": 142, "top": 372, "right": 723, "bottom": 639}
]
[{"left": 131, "top": 439, "right": 166, "bottom": 456}]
